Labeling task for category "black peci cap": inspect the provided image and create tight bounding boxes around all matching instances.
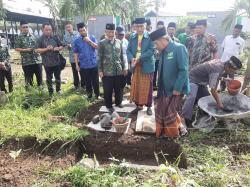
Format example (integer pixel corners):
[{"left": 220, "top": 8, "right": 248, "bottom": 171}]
[
  {"left": 106, "top": 23, "right": 115, "bottom": 30},
  {"left": 229, "top": 56, "right": 242, "bottom": 69},
  {"left": 134, "top": 18, "right": 146, "bottom": 24},
  {"left": 234, "top": 24, "right": 243, "bottom": 30},
  {"left": 196, "top": 19, "right": 207, "bottom": 26},
  {"left": 167, "top": 22, "right": 176, "bottom": 29},
  {"left": 149, "top": 27, "right": 167, "bottom": 41}
]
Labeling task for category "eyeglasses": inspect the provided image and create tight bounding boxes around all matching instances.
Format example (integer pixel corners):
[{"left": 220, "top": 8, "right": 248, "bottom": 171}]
[{"left": 22, "top": 26, "right": 28, "bottom": 29}]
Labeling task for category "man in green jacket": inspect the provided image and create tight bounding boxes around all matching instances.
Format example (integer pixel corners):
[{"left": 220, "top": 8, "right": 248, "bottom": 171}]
[
  {"left": 127, "top": 17, "right": 155, "bottom": 116},
  {"left": 99, "top": 23, "right": 128, "bottom": 113},
  {"left": 149, "top": 27, "right": 189, "bottom": 138}
]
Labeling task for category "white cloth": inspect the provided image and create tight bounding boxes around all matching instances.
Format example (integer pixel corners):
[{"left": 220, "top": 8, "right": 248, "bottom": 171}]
[{"left": 221, "top": 35, "right": 245, "bottom": 62}]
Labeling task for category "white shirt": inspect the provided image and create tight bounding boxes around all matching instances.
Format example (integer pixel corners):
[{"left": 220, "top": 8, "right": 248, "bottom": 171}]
[
  {"left": 122, "top": 38, "right": 129, "bottom": 70},
  {"left": 221, "top": 35, "right": 245, "bottom": 62}
]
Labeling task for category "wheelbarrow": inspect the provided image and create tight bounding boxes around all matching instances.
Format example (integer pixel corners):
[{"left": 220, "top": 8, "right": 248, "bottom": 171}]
[{"left": 193, "top": 93, "right": 250, "bottom": 133}]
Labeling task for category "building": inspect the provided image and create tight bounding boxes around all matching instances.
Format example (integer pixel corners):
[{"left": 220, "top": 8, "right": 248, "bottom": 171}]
[
  {"left": 145, "top": 10, "right": 182, "bottom": 31},
  {"left": 1, "top": 0, "right": 53, "bottom": 47}
]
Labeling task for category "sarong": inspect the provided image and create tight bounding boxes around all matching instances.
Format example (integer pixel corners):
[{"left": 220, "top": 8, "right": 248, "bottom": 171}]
[
  {"left": 130, "top": 64, "right": 153, "bottom": 107},
  {"left": 155, "top": 95, "right": 182, "bottom": 137}
]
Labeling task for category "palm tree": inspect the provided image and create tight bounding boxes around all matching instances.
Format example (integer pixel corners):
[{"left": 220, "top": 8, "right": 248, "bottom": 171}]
[{"left": 222, "top": 0, "right": 250, "bottom": 89}]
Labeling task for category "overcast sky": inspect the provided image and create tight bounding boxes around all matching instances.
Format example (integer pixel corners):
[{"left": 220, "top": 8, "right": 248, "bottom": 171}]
[{"left": 155, "top": 0, "right": 236, "bottom": 15}]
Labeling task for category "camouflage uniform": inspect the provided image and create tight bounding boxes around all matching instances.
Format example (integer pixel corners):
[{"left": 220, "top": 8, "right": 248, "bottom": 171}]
[
  {"left": 0, "top": 46, "right": 13, "bottom": 92},
  {"left": 15, "top": 33, "right": 42, "bottom": 87},
  {"left": 98, "top": 38, "right": 127, "bottom": 109},
  {"left": 15, "top": 33, "right": 40, "bottom": 66},
  {"left": 190, "top": 33, "right": 217, "bottom": 68}
]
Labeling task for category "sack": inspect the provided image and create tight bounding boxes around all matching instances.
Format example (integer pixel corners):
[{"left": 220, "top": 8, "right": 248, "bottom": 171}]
[{"left": 59, "top": 53, "right": 66, "bottom": 70}]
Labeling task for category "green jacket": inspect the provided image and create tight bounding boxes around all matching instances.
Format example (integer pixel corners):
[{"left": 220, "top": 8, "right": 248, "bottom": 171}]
[
  {"left": 15, "top": 33, "right": 40, "bottom": 66},
  {"left": 127, "top": 32, "right": 155, "bottom": 74},
  {"left": 98, "top": 38, "right": 126, "bottom": 77},
  {"left": 158, "top": 41, "right": 190, "bottom": 96}
]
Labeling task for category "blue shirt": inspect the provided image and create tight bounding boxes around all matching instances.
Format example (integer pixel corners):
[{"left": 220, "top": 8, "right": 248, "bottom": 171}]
[
  {"left": 63, "top": 31, "right": 79, "bottom": 63},
  {"left": 73, "top": 35, "right": 97, "bottom": 69}
]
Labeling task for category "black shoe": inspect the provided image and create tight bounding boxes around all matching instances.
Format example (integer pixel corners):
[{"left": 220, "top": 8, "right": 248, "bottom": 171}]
[
  {"left": 107, "top": 107, "right": 115, "bottom": 113},
  {"left": 146, "top": 107, "right": 153, "bottom": 116},
  {"left": 116, "top": 104, "right": 123, "bottom": 108},
  {"left": 87, "top": 94, "right": 92, "bottom": 99},
  {"left": 131, "top": 106, "right": 143, "bottom": 114}
]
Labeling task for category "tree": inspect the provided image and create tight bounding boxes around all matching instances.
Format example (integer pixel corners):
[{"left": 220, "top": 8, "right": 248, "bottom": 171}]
[
  {"left": 222, "top": 0, "right": 250, "bottom": 89},
  {"left": 59, "top": 0, "right": 148, "bottom": 24},
  {"left": 0, "top": 0, "right": 6, "bottom": 20},
  {"left": 39, "top": 0, "right": 60, "bottom": 33}
]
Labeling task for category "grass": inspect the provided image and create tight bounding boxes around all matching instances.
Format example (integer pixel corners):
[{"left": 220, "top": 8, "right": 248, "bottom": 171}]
[
  {"left": 1, "top": 71, "right": 250, "bottom": 186},
  {"left": 33, "top": 161, "right": 200, "bottom": 187},
  {"left": 0, "top": 82, "right": 89, "bottom": 145}
]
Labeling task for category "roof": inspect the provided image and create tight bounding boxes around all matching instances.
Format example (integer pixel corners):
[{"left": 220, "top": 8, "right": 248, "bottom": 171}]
[
  {"left": 145, "top": 10, "right": 183, "bottom": 17},
  {"left": 3, "top": 0, "right": 53, "bottom": 23}
]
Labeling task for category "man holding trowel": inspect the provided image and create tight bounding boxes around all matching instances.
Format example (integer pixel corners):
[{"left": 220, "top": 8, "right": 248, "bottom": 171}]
[{"left": 181, "top": 56, "right": 242, "bottom": 126}]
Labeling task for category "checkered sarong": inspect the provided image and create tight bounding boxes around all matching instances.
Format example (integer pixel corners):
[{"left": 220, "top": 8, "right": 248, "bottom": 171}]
[{"left": 130, "top": 64, "right": 153, "bottom": 106}]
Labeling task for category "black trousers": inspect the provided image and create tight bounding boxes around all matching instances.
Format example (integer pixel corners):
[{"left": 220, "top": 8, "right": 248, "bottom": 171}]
[
  {"left": 44, "top": 65, "right": 61, "bottom": 94},
  {"left": 22, "top": 64, "right": 43, "bottom": 87},
  {"left": 153, "top": 60, "right": 159, "bottom": 87},
  {"left": 71, "top": 63, "right": 81, "bottom": 88},
  {"left": 80, "top": 67, "right": 99, "bottom": 97},
  {"left": 0, "top": 67, "right": 13, "bottom": 93},
  {"left": 126, "top": 71, "right": 132, "bottom": 85},
  {"left": 102, "top": 75, "right": 124, "bottom": 108}
]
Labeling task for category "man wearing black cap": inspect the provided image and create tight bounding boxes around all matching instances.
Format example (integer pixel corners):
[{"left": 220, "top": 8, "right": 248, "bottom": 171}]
[
  {"left": 181, "top": 56, "right": 242, "bottom": 125},
  {"left": 190, "top": 19, "right": 218, "bottom": 68},
  {"left": 36, "top": 23, "right": 64, "bottom": 96},
  {"left": 127, "top": 17, "right": 155, "bottom": 116},
  {"left": 167, "top": 22, "right": 180, "bottom": 43},
  {"left": 220, "top": 24, "right": 245, "bottom": 91},
  {"left": 149, "top": 27, "right": 189, "bottom": 138},
  {"left": 15, "top": 20, "right": 42, "bottom": 89},
  {"left": 146, "top": 19, "right": 152, "bottom": 33},
  {"left": 99, "top": 23, "right": 128, "bottom": 112},
  {"left": 63, "top": 21, "right": 80, "bottom": 91},
  {"left": 116, "top": 26, "right": 129, "bottom": 87},
  {"left": 178, "top": 22, "right": 195, "bottom": 45},
  {"left": 156, "top": 21, "right": 165, "bottom": 29},
  {"left": 74, "top": 22, "right": 99, "bottom": 99},
  {"left": 153, "top": 20, "right": 166, "bottom": 89}
]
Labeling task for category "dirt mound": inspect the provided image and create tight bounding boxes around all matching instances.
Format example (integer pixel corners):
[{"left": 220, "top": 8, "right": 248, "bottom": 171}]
[{"left": 81, "top": 130, "right": 187, "bottom": 168}]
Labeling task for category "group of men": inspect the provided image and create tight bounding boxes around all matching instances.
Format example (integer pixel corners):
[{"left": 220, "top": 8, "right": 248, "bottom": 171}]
[{"left": 0, "top": 17, "right": 246, "bottom": 138}]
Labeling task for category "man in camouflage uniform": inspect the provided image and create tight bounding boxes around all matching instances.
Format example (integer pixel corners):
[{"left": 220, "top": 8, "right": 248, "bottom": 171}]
[
  {"left": 0, "top": 38, "right": 13, "bottom": 93},
  {"left": 15, "top": 20, "right": 42, "bottom": 88},
  {"left": 99, "top": 23, "right": 128, "bottom": 113},
  {"left": 190, "top": 19, "right": 218, "bottom": 69}
]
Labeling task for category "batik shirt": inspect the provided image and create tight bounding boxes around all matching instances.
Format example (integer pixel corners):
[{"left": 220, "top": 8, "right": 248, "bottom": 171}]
[
  {"left": 98, "top": 38, "right": 126, "bottom": 76},
  {"left": 15, "top": 33, "right": 40, "bottom": 66},
  {"left": 191, "top": 33, "right": 218, "bottom": 67}
]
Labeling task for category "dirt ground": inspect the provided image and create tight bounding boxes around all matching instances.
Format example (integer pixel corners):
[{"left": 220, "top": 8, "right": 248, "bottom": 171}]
[{"left": 0, "top": 139, "right": 77, "bottom": 187}]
